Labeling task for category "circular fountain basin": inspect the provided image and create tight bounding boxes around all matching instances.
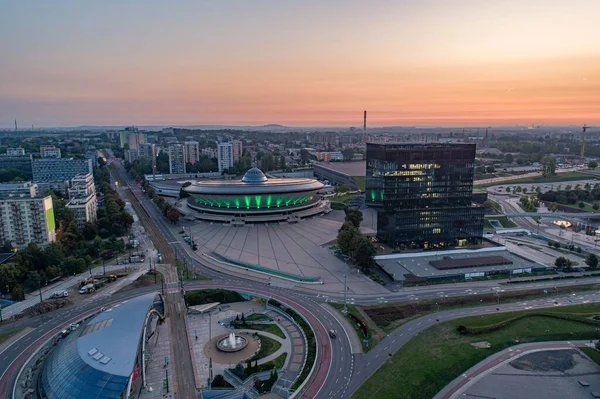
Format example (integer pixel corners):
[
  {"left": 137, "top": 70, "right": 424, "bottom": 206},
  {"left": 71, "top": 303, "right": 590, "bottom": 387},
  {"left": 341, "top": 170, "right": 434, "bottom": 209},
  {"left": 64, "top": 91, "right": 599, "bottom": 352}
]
[{"left": 217, "top": 333, "right": 248, "bottom": 352}]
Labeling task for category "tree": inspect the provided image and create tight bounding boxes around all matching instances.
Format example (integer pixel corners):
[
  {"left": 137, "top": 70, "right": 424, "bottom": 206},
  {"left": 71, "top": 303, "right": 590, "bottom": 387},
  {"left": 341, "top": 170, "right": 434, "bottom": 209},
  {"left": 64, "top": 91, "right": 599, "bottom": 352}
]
[
  {"left": 542, "top": 156, "right": 556, "bottom": 177},
  {"left": 300, "top": 149, "right": 310, "bottom": 165},
  {"left": 180, "top": 181, "right": 192, "bottom": 199},
  {"left": 593, "top": 203, "right": 599, "bottom": 211},
  {"left": 166, "top": 208, "right": 180, "bottom": 224},
  {"left": 504, "top": 153, "right": 514, "bottom": 164},
  {"left": 586, "top": 253, "right": 599, "bottom": 270},
  {"left": 588, "top": 161, "right": 598, "bottom": 170},
  {"left": 354, "top": 237, "right": 376, "bottom": 272},
  {"left": 342, "top": 148, "right": 355, "bottom": 161},
  {"left": 486, "top": 165, "right": 495, "bottom": 173},
  {"left": 579, "top": 201, "right": 585, "bottom": 208},
  {"left": 554, "top": 256, "right": 569, "bottom": 268},
  {"left": 337, "top": 223, "right": 359, "bottom": 255},
  {"left": 344, "top": 207, "right": 363, "bottom": 228}
]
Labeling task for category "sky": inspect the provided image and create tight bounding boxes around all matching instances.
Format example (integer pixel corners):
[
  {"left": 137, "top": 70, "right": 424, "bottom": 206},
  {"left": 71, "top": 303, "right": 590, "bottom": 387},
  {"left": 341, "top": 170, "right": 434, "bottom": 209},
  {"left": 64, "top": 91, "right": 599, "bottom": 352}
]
[{"left": 1, "top": 0, "right": 599, "bottom": 128}]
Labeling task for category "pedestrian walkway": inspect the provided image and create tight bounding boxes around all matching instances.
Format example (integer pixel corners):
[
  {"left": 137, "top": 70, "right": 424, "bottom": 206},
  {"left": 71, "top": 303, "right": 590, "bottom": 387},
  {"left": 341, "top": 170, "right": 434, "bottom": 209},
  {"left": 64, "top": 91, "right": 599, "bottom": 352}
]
[{"left": 139, "top": 320, "right": 175, "bottom": 399}]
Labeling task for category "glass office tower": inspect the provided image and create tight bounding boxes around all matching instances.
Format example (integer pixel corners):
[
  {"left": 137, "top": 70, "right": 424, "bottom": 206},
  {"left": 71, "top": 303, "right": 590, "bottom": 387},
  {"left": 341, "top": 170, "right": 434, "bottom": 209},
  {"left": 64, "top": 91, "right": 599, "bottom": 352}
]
[{"left": 366, "top": 143, "right": 484, "bottom": 249}]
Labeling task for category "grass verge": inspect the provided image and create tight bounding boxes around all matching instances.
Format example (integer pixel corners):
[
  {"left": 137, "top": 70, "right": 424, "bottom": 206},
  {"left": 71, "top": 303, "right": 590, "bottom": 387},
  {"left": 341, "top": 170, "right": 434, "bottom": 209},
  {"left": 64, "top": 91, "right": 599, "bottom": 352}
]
[
  {"left": 246, "top": 313, "right": 272, "bottom": 322},
  {"left": 474, "top": 171, "right": 591, "bottom": 190},
  {"left": 353, "top": 303, "right": 600, "bottom": 399},
  {"left": 234, "top": 323, "right": 286, "bottom": 339},
  {"left": 486, "top": 216, "right": 518, "bottom": 228},
  {"left": 580, "top": 347, "right": 600, "bottom": 366},
  {"left": 364, "top": 283, "right": 600, "bottom": 333},
  {"left": 252, "top": 334, "right": 282, "bottom": 360},
  {"left": 330, "top": 303, "right": 380, "bottom": 352}
]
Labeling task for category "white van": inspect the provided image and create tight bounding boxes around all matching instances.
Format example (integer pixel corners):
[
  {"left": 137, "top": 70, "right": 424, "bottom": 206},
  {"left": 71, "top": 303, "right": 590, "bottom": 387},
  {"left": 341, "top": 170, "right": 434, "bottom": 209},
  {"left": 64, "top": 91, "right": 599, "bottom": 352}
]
[{"left": 52, "top": 290, "right": 69, "bottom": 298}]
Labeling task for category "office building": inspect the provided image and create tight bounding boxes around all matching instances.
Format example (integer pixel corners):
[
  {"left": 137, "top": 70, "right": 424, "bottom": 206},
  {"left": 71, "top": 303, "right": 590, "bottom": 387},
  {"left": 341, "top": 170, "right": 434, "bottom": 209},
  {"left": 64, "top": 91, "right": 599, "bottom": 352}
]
[
  {"left": 0, "top": 186, "right": 56, "bottom": 247},
  {"left": 6, "top": 147, "right": 25, "bottom": 156},
  {"left": 40, "top": 145, "right": 62, "bottom": 158},
  {"left": 217, "top": 143, "right": 234, "bottom": 173},
  {"left": 184, "top": 141, "right": 200, "bottom": 165},
  {"left": 66, "top": 173, "right": 97, "bottom": 228},
  {"left": 366, "top": 143, "right": 484, "bottom": 250},
  {"left": 231, "top": 140, "right": 243, "bottom": 162},
  {"left": 168, "top": 143, "right": 186, "bottom": 174},
  {"left": 32, "top": 158, "right": 93, "bottom": 183},
  {"left": 0, "top": 154, "right": 33, "bottom": 178},
  {"left": 138, "top": 143, "right": 157, "bottom": 169},
  {"left": 316, "top": 151, "right": 343, "bottom": 162}
]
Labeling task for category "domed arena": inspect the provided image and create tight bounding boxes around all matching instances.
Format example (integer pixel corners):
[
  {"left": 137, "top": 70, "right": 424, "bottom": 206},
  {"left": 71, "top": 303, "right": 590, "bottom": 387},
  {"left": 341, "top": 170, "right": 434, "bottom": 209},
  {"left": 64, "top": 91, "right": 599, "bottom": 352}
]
[{"left": 183, "top": 168, "right": 330, "bottom": 224}]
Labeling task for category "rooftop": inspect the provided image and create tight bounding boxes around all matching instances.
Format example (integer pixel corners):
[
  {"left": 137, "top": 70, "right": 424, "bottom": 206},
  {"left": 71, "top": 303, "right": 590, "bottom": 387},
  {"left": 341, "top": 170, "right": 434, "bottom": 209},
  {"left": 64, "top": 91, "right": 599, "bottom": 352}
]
[
  {"left": 376, "top": 247, "right": 542, "bottom": 281},
  {"left": 77, "top": 292, "right": 158, "bottom": 377},
  {"left": 313, "top": 161, "right": 365, "bottom": 177}
]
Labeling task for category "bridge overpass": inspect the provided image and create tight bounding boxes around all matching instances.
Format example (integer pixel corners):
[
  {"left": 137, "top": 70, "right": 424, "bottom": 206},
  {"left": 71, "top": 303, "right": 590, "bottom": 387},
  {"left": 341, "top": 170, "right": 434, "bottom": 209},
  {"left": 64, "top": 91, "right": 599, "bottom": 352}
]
[{"left": 486, "top": 212, "right": 600, "bottom": 223}]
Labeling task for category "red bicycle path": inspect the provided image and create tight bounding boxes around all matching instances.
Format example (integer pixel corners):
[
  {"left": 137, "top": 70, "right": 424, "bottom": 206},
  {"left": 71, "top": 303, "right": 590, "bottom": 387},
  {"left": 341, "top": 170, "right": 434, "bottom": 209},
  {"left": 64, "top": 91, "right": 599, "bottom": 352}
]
[
  {"left": 439, "top": 342, "right": 580, "bottom": 399},
  {"left": 0, "top": 285, "right": 332, "bottom": 399}
]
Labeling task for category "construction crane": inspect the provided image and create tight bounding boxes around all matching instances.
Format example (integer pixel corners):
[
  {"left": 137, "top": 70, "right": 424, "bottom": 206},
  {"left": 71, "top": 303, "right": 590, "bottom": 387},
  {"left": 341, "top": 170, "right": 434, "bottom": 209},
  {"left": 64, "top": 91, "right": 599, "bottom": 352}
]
[{"left": 581, "top": 124, "right": 598, "bottom": 162}]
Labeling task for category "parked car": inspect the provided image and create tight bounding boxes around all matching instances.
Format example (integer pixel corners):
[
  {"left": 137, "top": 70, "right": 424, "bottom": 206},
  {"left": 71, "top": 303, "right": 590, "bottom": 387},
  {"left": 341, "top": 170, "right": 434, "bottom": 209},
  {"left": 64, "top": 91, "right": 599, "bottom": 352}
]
[{"left": 51, "top": 290, "right": 69, "bottom": 298}]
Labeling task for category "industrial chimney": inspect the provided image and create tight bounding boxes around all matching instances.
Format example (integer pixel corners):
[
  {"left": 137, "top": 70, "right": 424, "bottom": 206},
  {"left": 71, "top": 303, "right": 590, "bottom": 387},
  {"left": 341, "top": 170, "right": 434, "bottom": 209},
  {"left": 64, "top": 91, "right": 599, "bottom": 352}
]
[{"left": 363, "top": 110, "right": 367, "bottom": 132}]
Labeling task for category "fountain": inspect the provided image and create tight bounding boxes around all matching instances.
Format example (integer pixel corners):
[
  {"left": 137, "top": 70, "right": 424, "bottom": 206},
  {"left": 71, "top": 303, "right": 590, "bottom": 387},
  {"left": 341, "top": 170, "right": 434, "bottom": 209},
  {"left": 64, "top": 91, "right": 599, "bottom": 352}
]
[{"left": 217, "top": 332, "right": 248, "bottom": 352}]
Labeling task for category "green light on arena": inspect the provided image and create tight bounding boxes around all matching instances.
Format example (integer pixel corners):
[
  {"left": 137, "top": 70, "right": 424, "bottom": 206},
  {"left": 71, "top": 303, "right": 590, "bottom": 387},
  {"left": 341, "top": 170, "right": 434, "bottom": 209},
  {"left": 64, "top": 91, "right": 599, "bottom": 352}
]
[
  {"left": 235, "top": 198, "right": 240, "bottom": 208},
  {"left": 266, "top": 195, "right": 272, "bottom": 208},
  {"left": 244, "top": 196, "right": 251, "bottom": 209},
  {"left": 255, "top": 195, "right": 262, "bottom": 209}
]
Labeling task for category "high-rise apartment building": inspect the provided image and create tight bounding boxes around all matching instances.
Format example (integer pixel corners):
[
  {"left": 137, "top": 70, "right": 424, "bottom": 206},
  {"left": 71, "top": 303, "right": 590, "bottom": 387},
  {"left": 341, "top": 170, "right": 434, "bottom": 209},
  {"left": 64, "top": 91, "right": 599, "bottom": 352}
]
[
  {"left": 66, "top": 173, "right": 97, "bottom": 228},
  {"left": 217, "top": 143, "right": 234, "bottom": 173},
  {"left": 168, "top": 143, "right": 186, "bottom": 174},
  {"left": 6, "top": 148, "right": 25, "bottom": 156},
  {"left": 119, "top": 131, "right": 128, "bottom": 148},
  {"left": 0, "top": 154, "right": 33, "bottom": 178},
  {"left": 231, "top": 140, "right": 243, "bottom": 162},
  {"left": 32, "top": 158, "right": 93, "bottom": 183},
  {"left": 128, "top": 133, "right": 146, "bottom": 151},
  {"left": 138, "top": 143, "right": 157, "bottom": 170},
  {"left": 40, "top": 145, "right": 62, "bottom": 158},
  {"left": 0, "top": 184, "right": 56, "bottom": 247},
  {"left": 184, "top": 141, "right": 200, "bottom": 165},
  {"left": 366, "top": 143, "right": 484, "bottom": 250}
]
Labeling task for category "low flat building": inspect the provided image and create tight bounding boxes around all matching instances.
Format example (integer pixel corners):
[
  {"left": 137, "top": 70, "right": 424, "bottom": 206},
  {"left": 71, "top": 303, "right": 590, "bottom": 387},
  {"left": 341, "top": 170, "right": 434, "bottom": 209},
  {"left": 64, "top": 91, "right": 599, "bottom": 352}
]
[
  {"left": 376, "top": 247, "right": 547, "bottom": 282},
  {"left": 40, "top": 145, "right": 62, "bottom": 158},
  {"left": 313, "top": 161, "right": 365, "bottom": 189}
]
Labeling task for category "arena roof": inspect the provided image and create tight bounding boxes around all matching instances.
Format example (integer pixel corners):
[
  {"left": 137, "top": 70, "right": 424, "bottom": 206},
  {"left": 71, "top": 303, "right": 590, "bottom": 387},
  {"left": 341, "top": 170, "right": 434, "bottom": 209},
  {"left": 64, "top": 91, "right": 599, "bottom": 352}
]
[
  {"left": 185, "top": 168, "right": 323, "bottom": 195},
  {"left": 77, "top": 292, "right": 158, "bottom": 376},
  {"left": 40, "top": 292, "right": 161, "bottom": 399}
]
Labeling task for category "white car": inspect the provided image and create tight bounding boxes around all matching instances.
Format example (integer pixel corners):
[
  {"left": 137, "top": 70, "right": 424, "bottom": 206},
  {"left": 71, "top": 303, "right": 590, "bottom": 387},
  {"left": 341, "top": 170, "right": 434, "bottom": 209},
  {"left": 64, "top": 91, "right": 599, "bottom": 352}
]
[{"left": 69, "top": 323, "right": 80, "bottom": 331}]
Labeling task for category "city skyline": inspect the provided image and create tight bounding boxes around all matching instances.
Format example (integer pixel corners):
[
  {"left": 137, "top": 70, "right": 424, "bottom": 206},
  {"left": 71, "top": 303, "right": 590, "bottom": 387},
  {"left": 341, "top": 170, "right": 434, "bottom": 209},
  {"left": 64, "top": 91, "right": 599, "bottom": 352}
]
[{"left": 1, "top": 0, "right": 599, "bottom": 127}]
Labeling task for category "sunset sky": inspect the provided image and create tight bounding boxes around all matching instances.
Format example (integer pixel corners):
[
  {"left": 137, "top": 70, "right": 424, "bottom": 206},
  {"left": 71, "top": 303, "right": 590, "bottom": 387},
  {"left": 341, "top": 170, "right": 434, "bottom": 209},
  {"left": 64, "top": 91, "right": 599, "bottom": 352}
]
[{"left": 1, "top": 0, "right": 599, "bottom": 127}]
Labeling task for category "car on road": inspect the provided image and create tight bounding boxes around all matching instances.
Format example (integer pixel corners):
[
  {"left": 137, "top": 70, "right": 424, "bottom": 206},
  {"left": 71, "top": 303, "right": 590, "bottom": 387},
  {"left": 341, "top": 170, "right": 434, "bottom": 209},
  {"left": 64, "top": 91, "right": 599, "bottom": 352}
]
[
  {"left": 69, "top": 323, "right": 80, "bottom": 331},
  {"left": 329, "top": 329, "right": 337, "bottom": 338}
]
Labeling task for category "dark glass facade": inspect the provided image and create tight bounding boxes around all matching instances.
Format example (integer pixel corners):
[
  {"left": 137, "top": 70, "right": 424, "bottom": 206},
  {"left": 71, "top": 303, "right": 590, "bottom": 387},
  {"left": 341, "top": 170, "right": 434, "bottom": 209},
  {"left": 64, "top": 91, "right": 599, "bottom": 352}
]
[{"left": 366, "top": 143, "right": 484, "bottom": 249}]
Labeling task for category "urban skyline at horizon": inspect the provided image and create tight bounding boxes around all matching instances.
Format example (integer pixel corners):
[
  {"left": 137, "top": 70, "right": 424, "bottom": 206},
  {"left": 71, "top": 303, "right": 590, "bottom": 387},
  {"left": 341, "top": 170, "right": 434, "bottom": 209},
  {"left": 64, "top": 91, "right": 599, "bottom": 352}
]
[{"left": 2, "top": 0, "right": 599, "bottom": 128}]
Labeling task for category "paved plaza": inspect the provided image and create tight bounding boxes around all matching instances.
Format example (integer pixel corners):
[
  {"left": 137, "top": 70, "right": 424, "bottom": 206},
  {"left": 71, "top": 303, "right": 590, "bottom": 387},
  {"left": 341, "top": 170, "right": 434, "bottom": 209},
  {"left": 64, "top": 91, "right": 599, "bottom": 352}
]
[
  {"left": 182, "top": 211, "right": 388, "bottom": 295},
  {"left": 461, "top": 348, "right": 600, "bottom": 399}
]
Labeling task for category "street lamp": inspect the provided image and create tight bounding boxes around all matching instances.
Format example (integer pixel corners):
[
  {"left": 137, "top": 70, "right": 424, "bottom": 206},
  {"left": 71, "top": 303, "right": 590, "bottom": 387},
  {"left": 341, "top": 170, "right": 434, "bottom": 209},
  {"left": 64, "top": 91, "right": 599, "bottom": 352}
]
[
  {"left": 343, "top": 273, "right": 348, "bottom": 313},
  {"left": 495, "top": 292, "right": 500, "bottom": 305}
]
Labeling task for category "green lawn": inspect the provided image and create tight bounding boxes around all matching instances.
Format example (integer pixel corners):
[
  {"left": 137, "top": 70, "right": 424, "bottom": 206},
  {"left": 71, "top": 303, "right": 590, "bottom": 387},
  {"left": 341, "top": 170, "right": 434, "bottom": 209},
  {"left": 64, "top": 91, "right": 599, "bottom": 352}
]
[
  {"left": 580, "top": 347, "right": 600, "bottom": 366},
  {"left": 252, "top": 334, "right": 282, "bottom": 360},
  {"left": 474, "top": 171, "right": 591, "bottom": 190},
  {"left": 352, "top": 176, "right": 366, "bottom": 191},
  {"left": 235, "top": 323, "right": 286, "bottom": 339},
  {"left": 246, "top": 313, "right": 272, "bottom": 322},
  {"left": 353, "top": 303, "right": 600, "bottom": 399}
]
